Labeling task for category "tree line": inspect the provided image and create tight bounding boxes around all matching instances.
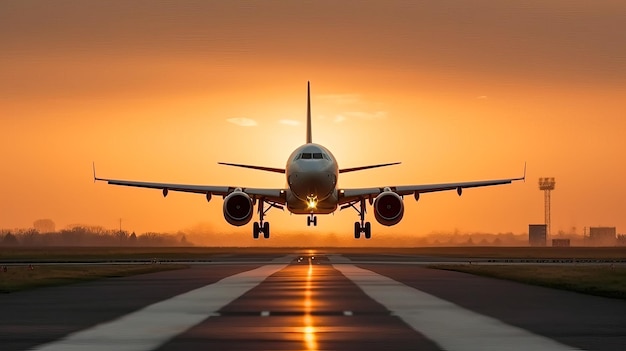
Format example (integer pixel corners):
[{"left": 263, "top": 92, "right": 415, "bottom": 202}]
[{"left": 0, "top": 226, "right": 191, "bottom": 247}]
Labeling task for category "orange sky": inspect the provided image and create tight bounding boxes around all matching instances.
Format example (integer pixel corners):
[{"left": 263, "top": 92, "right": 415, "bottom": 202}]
[{"left": 1, "top": 1, "right": 625, "bottom": 242}]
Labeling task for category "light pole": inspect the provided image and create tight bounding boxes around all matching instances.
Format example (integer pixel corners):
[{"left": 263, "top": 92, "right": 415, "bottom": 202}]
[{"left": 538, "top": 177, "right": 556, "bottom": 239}]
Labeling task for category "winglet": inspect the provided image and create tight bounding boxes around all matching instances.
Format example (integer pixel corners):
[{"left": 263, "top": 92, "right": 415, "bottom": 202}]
[
  {"left": 306, "top": 81, "right": 312, "bottom": 144},
  {"left": 513, "top": 162, "right": 526, "bottom": 182},
  {"left": 93, "top": 162, "right": 105, "bottom": 182}
]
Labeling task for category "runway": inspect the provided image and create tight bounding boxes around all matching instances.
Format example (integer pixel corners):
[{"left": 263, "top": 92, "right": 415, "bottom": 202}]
[{"left": 1, "top": 252, "right": 625, "bottom": 351}]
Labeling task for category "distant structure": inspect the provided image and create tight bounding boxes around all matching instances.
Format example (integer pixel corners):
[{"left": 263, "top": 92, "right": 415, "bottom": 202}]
[
  {"left": 552, "top": 238, "right": 570, "bottom": 247},
  {"left": 588, "top": 227, "right": 616, "bottom": 246},
  {"left": 529, "top": 224, "right": 547, "bottom": 246},
  {"left": 538, "top": 177, "right": 556, "bottom": 237}
]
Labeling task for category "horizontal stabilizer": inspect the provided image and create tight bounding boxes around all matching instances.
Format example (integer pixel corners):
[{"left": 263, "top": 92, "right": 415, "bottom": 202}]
[
  {"left": 339, "top": 162, "right": 401, "bottom": 173},
  {"left": 218, "top": 162, "right": 285, "bottom": 174}
]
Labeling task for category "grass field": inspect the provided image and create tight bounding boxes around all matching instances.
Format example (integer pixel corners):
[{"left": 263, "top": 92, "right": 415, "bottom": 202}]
[
  {"left": 1, "top": 247, "right": 625, "bottom": 296},
  {"left": 430, "top": 264, "right": 626, "bottom": 300},
  {"left": 1, "top": 246, "right": 625, "bottom": 261},
  {"left": 0, "top": 264, "right": 187, "bottom": 293}
]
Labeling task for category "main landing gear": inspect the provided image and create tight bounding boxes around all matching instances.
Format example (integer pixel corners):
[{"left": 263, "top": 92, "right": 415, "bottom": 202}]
[
  {"left": 252, "top": 198, "right": 282, "bottom": 239},
  {"left": 253, "top": 221, "right": 269, "bottom": 239},
  {"left": 348, "top": 198, "right": 371, "bottom": 239}
]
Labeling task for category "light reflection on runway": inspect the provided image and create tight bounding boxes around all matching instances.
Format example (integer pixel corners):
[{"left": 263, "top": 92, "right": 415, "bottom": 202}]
[{"left": 303, "top": 256, "right": 318, "bottom": 350}]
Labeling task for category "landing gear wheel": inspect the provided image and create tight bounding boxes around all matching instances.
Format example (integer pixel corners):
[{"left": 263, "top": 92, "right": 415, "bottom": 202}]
[
  {"left": 354, "top": 222, "right": 361, "bottom": 239},
  {"left": 253, "top": 222, "right": 260, "bottom": 239},
  {"left": 307, "top": 215, "right": 317, "bottom": 227},
  {"left": 263, "top": 222, "right": 270, "bottom": 239},
  {"left": 351, "top": 198, "right": 372, "bottom": 239}
]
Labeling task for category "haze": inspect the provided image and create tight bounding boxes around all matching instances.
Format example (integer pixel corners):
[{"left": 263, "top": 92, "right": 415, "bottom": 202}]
[{"left": 1, "top": 1, "right": 625, "bottom": 241}]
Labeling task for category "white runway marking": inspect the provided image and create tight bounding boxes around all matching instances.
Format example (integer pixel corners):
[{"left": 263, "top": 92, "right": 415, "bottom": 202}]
[
  {"left": 30, "top": 256, "right": 293, "bottom": 351},
  {"left": 330, "top": 256, "right": 581, "bottom": 351}
]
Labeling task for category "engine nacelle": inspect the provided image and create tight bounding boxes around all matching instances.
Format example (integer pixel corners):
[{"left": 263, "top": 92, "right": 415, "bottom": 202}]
[
  {"left": 373, "top": 191, "right": 404, "bottom": 226},
  {"left": 223, "top": 191, "right": 253, "bottom": 226}
]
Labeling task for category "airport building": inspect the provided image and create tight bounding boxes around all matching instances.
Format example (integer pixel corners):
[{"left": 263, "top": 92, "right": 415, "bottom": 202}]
[
  {"left": 529, "top": 224, "right": 547, "bottom": 246},
  {"left": 588, "top": 227, "right": 617, "bottom": 246}
]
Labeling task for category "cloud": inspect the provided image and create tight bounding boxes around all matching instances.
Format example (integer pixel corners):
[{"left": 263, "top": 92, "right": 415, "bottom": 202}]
[
  {"left": 317, "top": 94, "right": 361, "bottom": 105},
  {"left": 477, "top": 95, "right": 488, "bottom": 99},
  {"left": 344, "top": 111, "right": 388, "bottom": 119},
  {"left": 333, "top": 115, "right": 347, "bottom": 123},
  {"left": 279, "top": 119, "right": 300, "bottom": 126},
  {"left": 226, "top": 117, "right": 257, "bottom": 127}
]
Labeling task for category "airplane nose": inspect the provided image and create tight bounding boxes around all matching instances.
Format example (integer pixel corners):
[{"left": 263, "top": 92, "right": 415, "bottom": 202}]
[{"left": 289, "top": 172, "right": 335, "bottom": 200}]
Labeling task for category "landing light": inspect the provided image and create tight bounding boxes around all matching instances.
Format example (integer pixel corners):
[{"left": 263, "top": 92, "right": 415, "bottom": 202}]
[{"left": 306, "top": 195, "right": 318, "bottom": 209}]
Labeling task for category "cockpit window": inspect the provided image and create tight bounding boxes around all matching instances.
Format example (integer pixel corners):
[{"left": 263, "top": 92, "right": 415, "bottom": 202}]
[{"left": 296, "top": 152, "right": 329, "bottom": 160}]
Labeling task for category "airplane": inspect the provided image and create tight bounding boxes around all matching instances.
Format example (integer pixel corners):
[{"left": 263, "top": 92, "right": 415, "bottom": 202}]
[{"left": 94, "top": 82, "right": 525, "bottom": 239}]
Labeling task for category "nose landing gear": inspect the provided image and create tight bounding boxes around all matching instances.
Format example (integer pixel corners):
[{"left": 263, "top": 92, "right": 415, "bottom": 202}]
[{"left": 307, "top": 214, "right": 317, "bottom": 226}]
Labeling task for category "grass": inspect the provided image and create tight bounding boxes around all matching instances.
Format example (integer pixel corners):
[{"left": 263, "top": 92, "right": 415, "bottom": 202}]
[
  {"left": 1, "top": 246, "right": 625, "bottom": 261},
  {"left": 430, "top": 264, "right": 626, "bottom": 300},
  {"left": 2, "top": 247, "right": 624, "bottom": 296},
  {"left": 0, "top": 247, "right": 297, "bottom": 261},
  {"left": 0, "top": 264, "right": 187, "bottom": 293}
]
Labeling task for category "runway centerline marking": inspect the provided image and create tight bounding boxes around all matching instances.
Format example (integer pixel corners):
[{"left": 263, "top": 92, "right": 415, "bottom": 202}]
[
  {"left": 330, "top": 255, "right": 582, "bottom": 351},
  {"left": 30, "top": 255, "right": 293, "bottom": 351}
]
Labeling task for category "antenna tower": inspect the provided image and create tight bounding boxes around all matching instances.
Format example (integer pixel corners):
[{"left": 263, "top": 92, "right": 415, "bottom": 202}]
[{"left": 538, "top": 177, "right": 556, "bottom": 238}]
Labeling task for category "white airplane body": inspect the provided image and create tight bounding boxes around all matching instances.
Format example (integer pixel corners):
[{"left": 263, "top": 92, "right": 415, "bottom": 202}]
[{"left": 95, "top": 82, "right": 524, "bottom": 239}]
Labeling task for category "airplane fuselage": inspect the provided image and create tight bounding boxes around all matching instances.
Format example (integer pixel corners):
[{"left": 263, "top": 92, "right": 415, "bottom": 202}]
[{"left": 285, "top": 143, "right": 339, "bottom": 214}]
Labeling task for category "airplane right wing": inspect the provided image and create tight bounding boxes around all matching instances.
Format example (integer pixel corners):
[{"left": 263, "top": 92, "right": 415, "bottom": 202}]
[
  {"left": 94, "top": 173, "right": 286, "bottom": 204},
  {"left": 217, "top": 162, "right": 285, "bottom": 174}
]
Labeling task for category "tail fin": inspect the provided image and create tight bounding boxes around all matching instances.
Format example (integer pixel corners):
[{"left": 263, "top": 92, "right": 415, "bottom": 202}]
[{"left": 306, "top": 81, "right": 312, "bottom": 143}]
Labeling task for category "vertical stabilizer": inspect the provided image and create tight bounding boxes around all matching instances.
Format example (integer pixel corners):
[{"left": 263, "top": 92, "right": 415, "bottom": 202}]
[{"left": 306, "top": 81, "right": 312, "bottom": 143}]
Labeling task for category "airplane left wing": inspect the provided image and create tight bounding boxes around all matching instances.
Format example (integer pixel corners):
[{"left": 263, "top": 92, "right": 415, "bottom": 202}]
[
  {"left": 339, "top": 162, "right": 401, "bottom": 173},
  {"left": 339, "top": 168, "right": 525, "bottom": 205}
]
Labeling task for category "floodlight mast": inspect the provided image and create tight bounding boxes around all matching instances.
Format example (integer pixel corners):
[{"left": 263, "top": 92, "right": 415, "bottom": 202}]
[{"left": 538, "top": 177, "right": 556, "bottom": 239}]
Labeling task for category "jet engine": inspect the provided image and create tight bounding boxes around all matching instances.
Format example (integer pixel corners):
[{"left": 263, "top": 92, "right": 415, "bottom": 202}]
[
  {"left": 223, "top": 191, "right": 253, "bottom": 226},
  {"left": 373, "top": 191, "right": 404, "bottom": 226}
]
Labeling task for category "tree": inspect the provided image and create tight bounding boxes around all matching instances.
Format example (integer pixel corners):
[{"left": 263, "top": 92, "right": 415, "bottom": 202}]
[
  {"left": 2, "top": 232, "right": 19, "bottom": 246},
  {"left": 129, "top": 232, "right": 137, "bottom": 245},
  {"left": 33, "top": 219, "right": 55, "bottom": 233}
]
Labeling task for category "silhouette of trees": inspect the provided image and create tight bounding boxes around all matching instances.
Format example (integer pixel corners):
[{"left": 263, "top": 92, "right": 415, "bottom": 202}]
[
  {"left": 1, "top": 232, "right": 19, "bottom": 246},
  {"left": 0, "top": 226, "right": 192, "bottom": 247},
  {"left": 129, "top": 232, "right": 138, "bottom": 245}
]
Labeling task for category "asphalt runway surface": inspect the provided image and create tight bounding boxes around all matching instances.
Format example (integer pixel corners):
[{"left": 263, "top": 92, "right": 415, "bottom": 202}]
[{"left": 1, "top": 251, "right": 625, "bottom": 351}]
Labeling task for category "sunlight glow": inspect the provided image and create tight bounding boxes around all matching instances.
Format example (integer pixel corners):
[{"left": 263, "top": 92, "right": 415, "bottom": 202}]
[{"left": 303, "top": 257, "right": 318, "bottom": 351}]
